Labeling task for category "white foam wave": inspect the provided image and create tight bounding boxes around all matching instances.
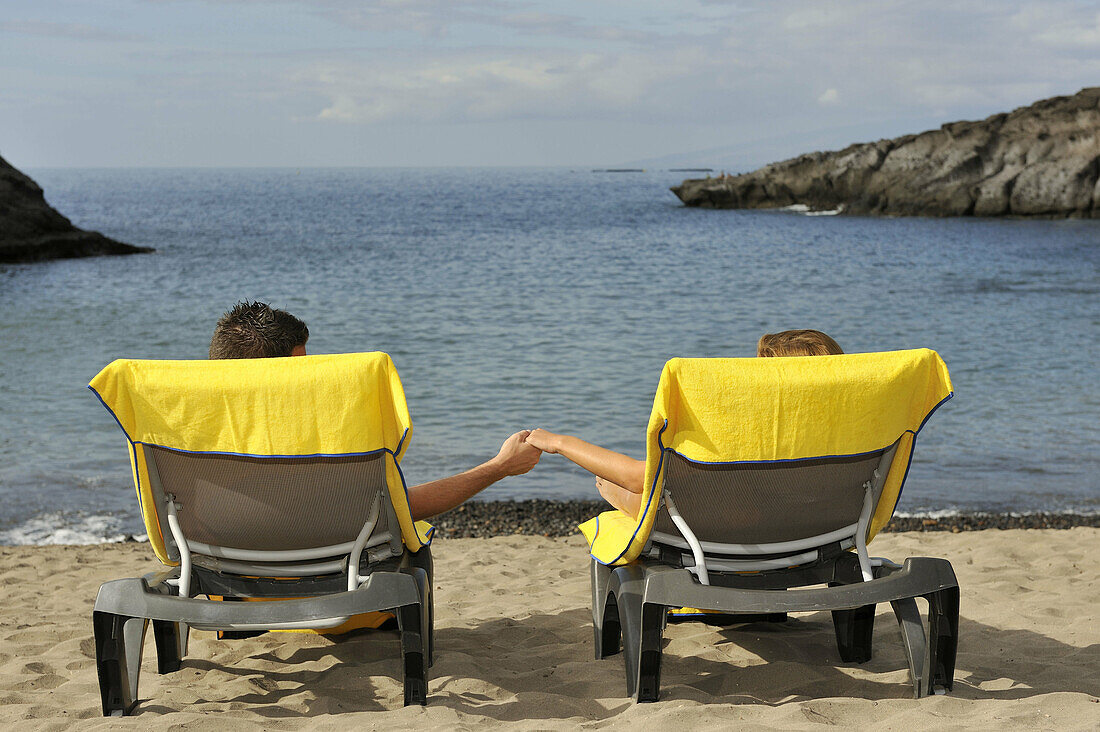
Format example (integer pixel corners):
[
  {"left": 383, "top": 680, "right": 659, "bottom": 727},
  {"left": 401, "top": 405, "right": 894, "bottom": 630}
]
[
  {"left": 894, "top": 508, "right": 964, "bottom": 519},
  {"left": 895, "top": 508, "right": 1099, "bottom": 519},
  {"left": 0, "top": 513, "right": 146, "bottom": 546},
  {"left": 779, "top": 203, "right": 843, "bottom": 216}
]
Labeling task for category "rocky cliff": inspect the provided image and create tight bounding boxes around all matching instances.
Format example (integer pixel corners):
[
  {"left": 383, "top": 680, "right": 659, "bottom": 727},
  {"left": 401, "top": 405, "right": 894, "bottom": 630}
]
[
  {"left": 0, "top": 154, "right": 152, "bottom": 263},
  {"left": 672, "top": 88, "right": 1100, "bottom": 218}
]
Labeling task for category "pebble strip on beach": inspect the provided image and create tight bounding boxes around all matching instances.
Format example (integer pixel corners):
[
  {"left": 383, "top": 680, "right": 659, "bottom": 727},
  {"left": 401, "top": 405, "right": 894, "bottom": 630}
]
[{"left": 432, "top": 500, "right": 1100, "bottom": 539}]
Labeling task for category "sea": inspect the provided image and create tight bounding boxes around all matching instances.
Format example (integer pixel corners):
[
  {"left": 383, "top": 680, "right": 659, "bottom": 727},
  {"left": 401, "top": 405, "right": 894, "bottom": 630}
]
[{"left": 2, "top": 167, "right": 1098, "bottom": 545}]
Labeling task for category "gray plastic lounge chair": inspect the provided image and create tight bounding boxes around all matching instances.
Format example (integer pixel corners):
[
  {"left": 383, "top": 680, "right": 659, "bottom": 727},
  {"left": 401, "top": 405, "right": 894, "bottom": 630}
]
[
  {"left": 88, "top": 353, "right": 434, "bottom": 715},
  {"left": 582, "top": 351, "right": 959, "bottom": 702}
]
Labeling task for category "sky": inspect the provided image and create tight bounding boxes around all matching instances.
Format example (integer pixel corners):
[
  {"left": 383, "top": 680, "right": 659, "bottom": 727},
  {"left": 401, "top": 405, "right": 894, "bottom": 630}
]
[{"left": 2, "top": 0, "right": 1099, "bottom": 168}]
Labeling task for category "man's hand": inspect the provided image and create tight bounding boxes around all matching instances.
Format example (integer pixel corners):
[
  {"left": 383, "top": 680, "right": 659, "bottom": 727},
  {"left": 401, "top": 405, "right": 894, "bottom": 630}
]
[
  {"left": 406, "top": 432, "right": 542, "bottom": 520},
  {"left": 491, "top": 430, "right": 542, "bottom": 476},
  {"left": 523, "top": 428, "right": 561, "bottom": 454}
]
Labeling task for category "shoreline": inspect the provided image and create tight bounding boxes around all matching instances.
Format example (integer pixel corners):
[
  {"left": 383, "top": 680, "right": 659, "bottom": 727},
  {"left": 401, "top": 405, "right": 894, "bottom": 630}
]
[
  {"left": 2, "top": 501, "right": 1097, "bottom": 548},
  {"left": 432, "top": 500, "right": 1100, "bottom": 538}
]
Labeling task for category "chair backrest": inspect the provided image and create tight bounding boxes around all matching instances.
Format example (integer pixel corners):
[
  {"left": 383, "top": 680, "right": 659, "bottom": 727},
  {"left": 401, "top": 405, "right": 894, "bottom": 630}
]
[
  {"left": 582, "top": 350, "right": 952, "bottom": 567},
  {"left": 89, "top": 352, "right": 428, "bottom": 567},
  {"left": 144, "top": 447, "right": 404, "bottom": 569},
  {"left": 651, "top": 449, "right": 892, "bottom": 546}
]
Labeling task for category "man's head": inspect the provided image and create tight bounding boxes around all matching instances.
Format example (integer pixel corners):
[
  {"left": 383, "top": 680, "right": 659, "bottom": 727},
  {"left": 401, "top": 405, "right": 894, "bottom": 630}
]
[
  {"left": 209, "top": 301, "right": 309, "bottom": 359},
  {"left": 757, "top": 329, "right": 843, "bottom": 357}
]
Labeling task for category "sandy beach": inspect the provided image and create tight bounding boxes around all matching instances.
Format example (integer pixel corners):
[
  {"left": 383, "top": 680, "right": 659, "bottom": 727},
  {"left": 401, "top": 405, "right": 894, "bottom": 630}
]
[{"left": 1, "top": 528, "right": 1097, "bottom": 730}]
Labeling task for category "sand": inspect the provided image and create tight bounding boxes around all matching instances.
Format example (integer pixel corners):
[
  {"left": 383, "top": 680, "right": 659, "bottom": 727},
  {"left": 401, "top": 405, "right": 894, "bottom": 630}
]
[{"left": 1, "top": 529, "right": 1097, "bottom": 730}]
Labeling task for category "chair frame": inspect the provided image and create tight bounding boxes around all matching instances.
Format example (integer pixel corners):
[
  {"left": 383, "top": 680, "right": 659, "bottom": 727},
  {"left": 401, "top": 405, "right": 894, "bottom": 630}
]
[{"left": 590, "top": 444, "right": 960, "bottom": 702}]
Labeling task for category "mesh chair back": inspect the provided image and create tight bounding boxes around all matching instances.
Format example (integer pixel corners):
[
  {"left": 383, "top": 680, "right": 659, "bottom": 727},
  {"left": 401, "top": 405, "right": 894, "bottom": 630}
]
[
  {"left": 652, "top": 448, "right": 892, "bottom": 546},
  {"left": 145, "top": 446, "right": 396, "bottom": 554}
]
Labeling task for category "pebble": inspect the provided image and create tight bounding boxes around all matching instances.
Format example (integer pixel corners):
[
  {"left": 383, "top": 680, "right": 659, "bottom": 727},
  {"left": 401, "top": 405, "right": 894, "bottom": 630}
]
[{"left": 431, "top": 500, "right": 1099, "bottom": 539}]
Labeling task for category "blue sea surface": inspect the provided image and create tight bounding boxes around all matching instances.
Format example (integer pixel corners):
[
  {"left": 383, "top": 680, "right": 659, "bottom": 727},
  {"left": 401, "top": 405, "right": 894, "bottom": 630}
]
[{"left": 1, "top": 168, "right": 1098, "bottom": 543}]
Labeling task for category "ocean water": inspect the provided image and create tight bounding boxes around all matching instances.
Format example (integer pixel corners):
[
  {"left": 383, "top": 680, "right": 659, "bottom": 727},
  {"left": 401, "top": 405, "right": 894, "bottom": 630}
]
[{"left": 1, "top": 167, "right": 1098, "bottom": 544}]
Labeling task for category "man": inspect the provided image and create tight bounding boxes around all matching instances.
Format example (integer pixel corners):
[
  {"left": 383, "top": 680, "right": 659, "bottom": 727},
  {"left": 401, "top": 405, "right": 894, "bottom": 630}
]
[{"left": 209, "top": 300, "right": 541, "bottom": 520}]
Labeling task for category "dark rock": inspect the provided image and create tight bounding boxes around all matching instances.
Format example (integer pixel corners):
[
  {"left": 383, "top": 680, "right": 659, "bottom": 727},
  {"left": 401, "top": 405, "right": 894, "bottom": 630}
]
[
  {"left": 0, "top": 153, "right": 153, "bottom": 263},
  {"left": 433, "top": 500, "right": 606, "bottom": 538},
  {"left": 672, "top": 87, "right": 1100, "bottom": 218}
]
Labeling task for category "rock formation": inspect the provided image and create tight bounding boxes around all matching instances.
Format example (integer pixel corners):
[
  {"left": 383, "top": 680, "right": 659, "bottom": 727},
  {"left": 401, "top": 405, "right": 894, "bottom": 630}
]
[
  {"left": 672, "top": 87, "right": 1100, "bottom": 218},
  {"left": 0, "top": 154, "right": 152, "bottom": 263}
]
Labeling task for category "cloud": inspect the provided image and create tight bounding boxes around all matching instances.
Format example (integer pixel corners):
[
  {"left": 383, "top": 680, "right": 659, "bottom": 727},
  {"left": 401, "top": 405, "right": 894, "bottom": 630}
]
[
  {"left": 305, "top": 48, "right": 698, "bottom": 124},
  {"left": 142, "top": 0, "right": 658, "bottom": 42},
  {"left": 497, "top": 11, "right": 652, "bottom": 43},
  {"left": 292, "top": 0, "right": 1100, "bottom": 131},
  {"left": 1009, "top": 3, "right": 1100, "bottom": 47},
  {"left": 0, "top": 20, "right": 145, "bottom": 42},
  {"left": 152, "top": 0, "right": 530, "bottom": 37},
  {"left": 11, "top": 0, "right": 1100, "bottom": 166},
  {"left": 781, "top": 3, "right": 868, "bottom": 31},
  {"left": 1031, "top": 12, "right": 1100, "bottom": 48},
  {"left": 307, "top": 0, "right": 500, "bottom": 36}
]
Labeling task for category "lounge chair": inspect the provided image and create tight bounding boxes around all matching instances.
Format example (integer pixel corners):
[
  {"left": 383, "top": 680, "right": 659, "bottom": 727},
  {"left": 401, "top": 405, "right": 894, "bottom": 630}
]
[
  {"left": 87, "top": 352, "right": 435, "bottom": 715},
  {"left": 579, "top": 349, "right": 958, "bottom": 701}
]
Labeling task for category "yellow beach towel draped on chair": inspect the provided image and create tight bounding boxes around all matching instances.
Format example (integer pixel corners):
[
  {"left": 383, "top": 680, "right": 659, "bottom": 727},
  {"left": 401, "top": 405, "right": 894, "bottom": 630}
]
[
  {"left": 579, "top": 349, "right": 953, "bottom": 565},
  {"left": 89, "top": 352, "right": 432, "bottom": 565}
]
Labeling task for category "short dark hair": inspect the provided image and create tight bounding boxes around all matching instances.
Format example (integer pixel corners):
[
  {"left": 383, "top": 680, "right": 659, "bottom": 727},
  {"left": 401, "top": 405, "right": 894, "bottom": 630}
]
[
  {"left": 757, "top": 329, "right": 843, "bottom": 357},
  {"left": 209, "top": 301, "right": 309, "bottom": 359}
]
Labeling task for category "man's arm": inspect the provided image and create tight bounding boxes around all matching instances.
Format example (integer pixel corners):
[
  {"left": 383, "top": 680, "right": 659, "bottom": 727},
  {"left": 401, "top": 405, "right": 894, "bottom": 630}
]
[
  {"left": 525, "top": 428, "right": 645, "bottom": 494},
  {"left": 406, "top": 431, "right": 541, "bottom": 521}
]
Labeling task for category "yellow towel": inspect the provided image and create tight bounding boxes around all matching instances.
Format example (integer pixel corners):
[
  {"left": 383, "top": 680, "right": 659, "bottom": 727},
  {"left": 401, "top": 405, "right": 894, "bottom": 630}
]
[
  {"left": 89, "top": 352, "right": 431, "bottom": 564},
  {"left": 579, "top": 349, "right": 952, "bottom": 565}
]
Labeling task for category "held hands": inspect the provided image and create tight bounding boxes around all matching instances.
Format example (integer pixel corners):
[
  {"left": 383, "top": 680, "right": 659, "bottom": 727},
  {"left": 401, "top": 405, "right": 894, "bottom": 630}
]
[
  {"left": 492, "top": 430, "right": 543, "bottom": 477},
  {"left": 516, "top": 428, "right": 645, "bottom": 516},
  {"left": 523, "top": 428, "right": 561, "bottom": 454}
]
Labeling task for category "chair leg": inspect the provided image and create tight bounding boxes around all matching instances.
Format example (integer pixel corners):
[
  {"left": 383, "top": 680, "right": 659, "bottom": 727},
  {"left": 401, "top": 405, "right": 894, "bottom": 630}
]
[
  {"left": 591, "top": 560, "right": 620, "bottom": 660},
  {"left": 123, "top": 617, "right": 147, "bottom": 706},
  {"left": 613, "top": 573, "right": 665, "bottom": 702},
  {"left": 418, "top": 575, "right": 433, "bottom": 673},
  {"left": 396, "top": 603, "right": 427, "bottom": 706},
  {"left": 925, "top": 587, "right": 959, "bottom": 693},
  {"left": 614, "top": 577, "right": 643, "bottom": 699},
  {"left": 832, "top": 604, "right": 876, "bottom": 663},
  {"left": 93, "top": 611, "right": 143, "bottom": 716},
  {"left": 145, "top": 575, "right": 189, "bottom": 661},
  {"left": 408, "top": 548, "right": 435, "bottom": 668},
  {"left": 890, "top": 598, "right": 929, "bottom": 698},
  {"left": 426, "top": 588, "right": 435, "bottom": 670},
  {"left": 151, "top": 621, "right": 183, "bottom": 674},
  {"left": 636, "top": 601, "right": 666, "bottom": 703},
  {"left": 597, "top": 594, "right": 623, "bottom": 660}
]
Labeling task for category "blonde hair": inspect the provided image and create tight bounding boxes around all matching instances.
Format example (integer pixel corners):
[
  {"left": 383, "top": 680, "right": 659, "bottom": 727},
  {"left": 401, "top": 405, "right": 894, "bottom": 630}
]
[{"left": 757, "top": 329, "right": 843, "bottom": 357}]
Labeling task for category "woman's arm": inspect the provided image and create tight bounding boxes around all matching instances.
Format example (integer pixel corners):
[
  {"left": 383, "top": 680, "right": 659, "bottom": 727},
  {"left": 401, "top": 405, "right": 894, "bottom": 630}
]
[{"left": 525, "top": 429, "right": 645, "bottom": 494}]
